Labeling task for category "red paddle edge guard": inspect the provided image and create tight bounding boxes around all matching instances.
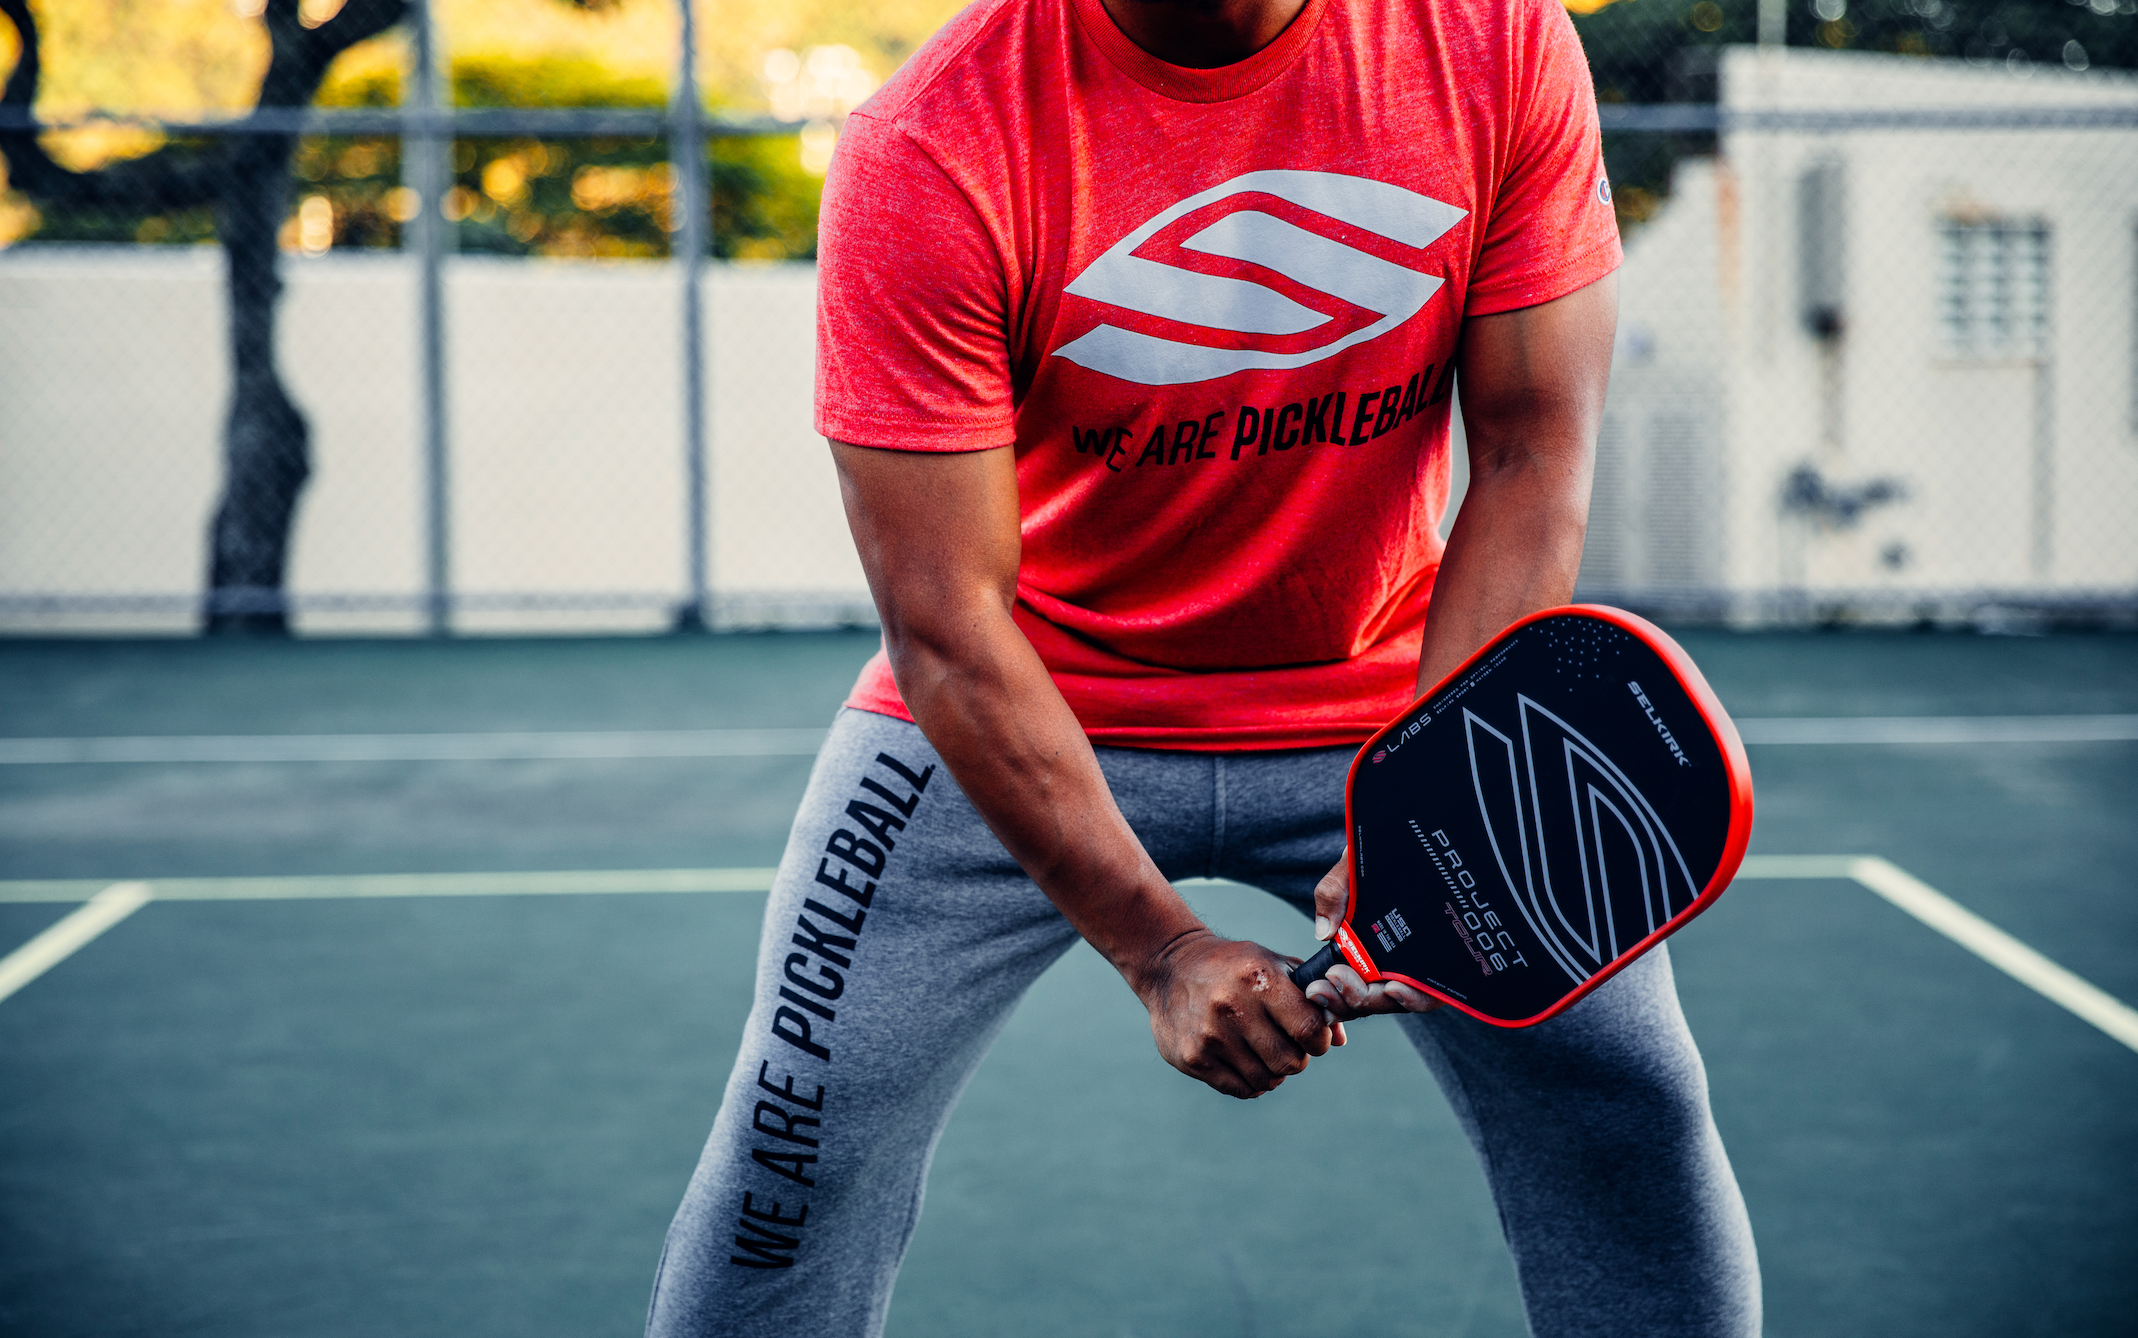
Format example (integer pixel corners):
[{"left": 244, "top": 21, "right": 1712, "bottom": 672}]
[{"left": 1328, "top": 605, "right": 1756, "bottom": 1029}]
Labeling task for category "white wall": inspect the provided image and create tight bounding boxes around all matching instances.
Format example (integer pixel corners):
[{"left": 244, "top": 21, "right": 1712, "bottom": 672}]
[
  {"left": 0, "top": 249, "right": 867, "bottom": 634},
  {"left": 11, "top": 60, "right": 2136, "bottom": 637},
  {"left": 1593, "top": 47, "right": 2138, "bottom": 612},
  {"left": 1588, "top": 156, "right": 1732, "bottom": 595}
]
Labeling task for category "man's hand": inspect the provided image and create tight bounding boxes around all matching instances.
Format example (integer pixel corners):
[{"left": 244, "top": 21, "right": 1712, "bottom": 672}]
[
  {"left": 1299, "top": 851, "right": 1442, "bottom": 1020},
  {"left": 1138, "top": 930, "right": 1345, "bottom": 1098}
]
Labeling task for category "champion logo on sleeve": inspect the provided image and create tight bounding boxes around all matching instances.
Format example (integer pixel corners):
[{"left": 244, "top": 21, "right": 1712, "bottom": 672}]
[{"left": 1051, "top": 170, "right": 1466, "bottom": 387}]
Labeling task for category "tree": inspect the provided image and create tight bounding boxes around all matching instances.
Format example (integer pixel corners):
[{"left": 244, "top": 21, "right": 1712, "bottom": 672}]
[{"left": 1, "top": 0, "right": 408, "bottom": 633}]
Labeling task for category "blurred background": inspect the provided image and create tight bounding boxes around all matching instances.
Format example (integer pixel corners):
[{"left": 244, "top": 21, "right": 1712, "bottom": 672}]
[
  {"left": 2, "top": 0, "right": 2133, "bottom": 635},
  {"left": 2, "top": 4, "right": 2136, "bottom": 1338}
]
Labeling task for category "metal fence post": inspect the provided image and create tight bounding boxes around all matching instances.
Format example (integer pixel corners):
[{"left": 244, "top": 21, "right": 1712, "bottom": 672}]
[
  {"left": 673, "top": 0, "right": 711, "bottom": 632},
  {"left": 410, "top": 0, "right": 451, "bottom": 636},
  {"left": 1758, "top": 0, "right": 1785, "bottom": 47},
  {"left": 2033, "top": 332, "right": 2057, "bottom": 584}
]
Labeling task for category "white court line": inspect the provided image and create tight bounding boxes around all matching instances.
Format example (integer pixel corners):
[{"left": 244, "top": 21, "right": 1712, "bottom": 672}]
[
  {"left": 1738, "top": 855, "right": 2138, "bottom": 1054},
  {"left": 5, "top": 863, "right": 2131, "bottom": 1056},
  {"left": 0, "top": 868, "right": 778, "bottom": 904},
  {"left": 1, "top": 716, "right": 2131, "bottom": 764},
  {"left": 0, "top": 728, "right": 829, "bottom": 764},
  {"left": 0, "top": 882, "right": 153, "bottom": 1003},
  {"left": 1735, "top": 714, "right": 2138, "bottom": 745}
]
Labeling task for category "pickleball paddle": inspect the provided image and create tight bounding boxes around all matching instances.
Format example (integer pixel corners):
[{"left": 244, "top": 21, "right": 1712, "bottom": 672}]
[{"left": 1291, "top": 605, "right": 1753, "bottom": 1028}]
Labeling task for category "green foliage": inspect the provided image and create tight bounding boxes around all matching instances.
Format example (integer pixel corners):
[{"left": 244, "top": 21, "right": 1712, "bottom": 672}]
[
  {"left": 441, "top": 134, "right": 821, "bottom": 260},
  {"left": 16, "top": 193, "right": 218, "bottom": 246},
  {"left": 1575, "top": 0, "right": 1756, "bottom": 105},
  {"left": 289, "top": 135, "right": 406, "bottom": 250},
  {"left": 314, "top": 59, "right": 400, "bottom": 109},
  {"left": 711, "top": 136, "right": 822, "bottom": 260},
  {"left": 1573, "top": 0, "right": 2137, "bottom": 106},
  {"left": 17, "top": 48, "right": 826, "bottom": 260},
  {"left": 1570, "top": 0, "right": 2137, "bottom": 232},
  {"left": 450, "top": 52, "right": 667, "bottom": 109},
  {"left": 1789, "top": 0, "right": 2137, "bottom": 69}
]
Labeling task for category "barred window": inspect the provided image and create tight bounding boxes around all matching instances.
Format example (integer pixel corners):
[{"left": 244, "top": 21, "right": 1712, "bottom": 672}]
[{"left": 1937, "top": 219, "right": 2049, "bottom": 359}]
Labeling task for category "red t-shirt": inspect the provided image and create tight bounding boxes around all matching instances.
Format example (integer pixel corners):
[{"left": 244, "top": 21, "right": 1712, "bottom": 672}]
[{"left": 817, "top": 0, "right": 1620, "bottom": 749}]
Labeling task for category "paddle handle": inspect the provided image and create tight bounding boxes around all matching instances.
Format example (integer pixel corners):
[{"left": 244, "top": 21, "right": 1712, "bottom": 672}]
[{"left": 1290, "top": 939, "right": 1343, "bottom": 990}]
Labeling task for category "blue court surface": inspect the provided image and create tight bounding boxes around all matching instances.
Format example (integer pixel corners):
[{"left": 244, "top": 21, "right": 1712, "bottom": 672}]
[{"left": 2, "top": 630, "right": 2133, "bottom": 1336}]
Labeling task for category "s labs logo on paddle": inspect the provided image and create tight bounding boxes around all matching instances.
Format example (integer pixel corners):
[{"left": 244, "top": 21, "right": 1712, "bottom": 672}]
[{"left": 1051, "top": 169, "right": 1466, "bottom": 387}]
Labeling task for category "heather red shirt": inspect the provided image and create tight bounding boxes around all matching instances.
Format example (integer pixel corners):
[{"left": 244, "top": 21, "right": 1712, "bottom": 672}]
[{"left": 817, "top": 0, "right": 1620, "bottom": 749}]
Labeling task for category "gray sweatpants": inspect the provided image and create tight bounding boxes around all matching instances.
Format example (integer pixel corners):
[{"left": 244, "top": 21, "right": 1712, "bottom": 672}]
[{"left": 647, "top": 709, "right": 1760, "bottom": 1337}]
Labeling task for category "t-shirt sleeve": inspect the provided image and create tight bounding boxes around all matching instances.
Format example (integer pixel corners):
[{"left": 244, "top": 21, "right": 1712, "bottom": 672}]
[
  {"left": 813, "top": 112, "right": 1017, "bottom": 452},
  {"left": 1463, "top": 0, "right": 1622, "bottom": 317}
]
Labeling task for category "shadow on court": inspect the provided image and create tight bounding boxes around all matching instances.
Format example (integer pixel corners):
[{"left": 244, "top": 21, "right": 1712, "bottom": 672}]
[{"left": 2, "top": 630, "right": 2134, "bottom": 1336}]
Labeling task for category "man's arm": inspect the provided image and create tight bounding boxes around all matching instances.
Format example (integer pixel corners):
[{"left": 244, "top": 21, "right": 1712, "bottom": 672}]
[
  {"left": 1306, "top": 271, "right": 1619, "bottom": 1019},
  {"left": 831, "top": 439, "right": 1341, "bottom": 1099}
]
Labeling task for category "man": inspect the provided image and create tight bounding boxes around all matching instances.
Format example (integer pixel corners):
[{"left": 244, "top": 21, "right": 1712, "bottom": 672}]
[{"left": 648, "top": 0, "right": 1760, "bottom": 1332}]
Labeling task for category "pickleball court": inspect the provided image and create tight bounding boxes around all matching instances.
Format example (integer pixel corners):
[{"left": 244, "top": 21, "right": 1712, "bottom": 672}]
[{"left": 2, "top": 628, "right": 2134, "bottom": 1336}]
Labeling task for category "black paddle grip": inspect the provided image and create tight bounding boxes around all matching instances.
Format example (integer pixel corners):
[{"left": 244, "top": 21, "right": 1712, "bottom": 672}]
[{"left": 1290, "top": 939, "right": 1343, "bottom": 990}]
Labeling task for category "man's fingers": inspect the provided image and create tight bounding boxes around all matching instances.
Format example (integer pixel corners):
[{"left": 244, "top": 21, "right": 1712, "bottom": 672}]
[
  {"left": 1243, "top": 1005, "right": 1313, "bottom": 1078},
  {"left": 1162, "top": 1011, "right": 1301, "bottom": 1098},
  {"left": 1202, "top": 1059, "right": 1264, "bottom": 1100},
  {"left": 1312, "top": 852, "right": 1349, "bottom": 941},
  {"left": 1208, "top": 1032, "right": 1291, "bottom": 1096},
  {"left": 1272, "top": 977, "right": 1336, "bottom": 1058},
  {"left": 1323, "top": 963, "right": 1419, "bottom": 1017},
  {"left": 1299, "top": 958, "right": 1442, "bottom": 1025},
  {"left": 1165, "top": 1036, "right": 1267, "bottom": 1099},
  {"left": 1383, "top": 981, "right": 1444, "bottom": 1013},
  {"left": 1326, "top": 963, "right": 1373, "bottom": 1011},
  {"left": 1224, "top": 988, "right": 1324, "bottom": 1092}
]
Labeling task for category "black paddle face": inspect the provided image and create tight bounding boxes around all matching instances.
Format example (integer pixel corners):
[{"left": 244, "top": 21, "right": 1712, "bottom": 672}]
[{"left": 1335, "top": 611, "right": 1746, "bottom": 1025}]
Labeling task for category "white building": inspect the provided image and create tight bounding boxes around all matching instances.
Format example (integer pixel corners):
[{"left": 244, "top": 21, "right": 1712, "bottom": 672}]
[{"left": 1584, "top": 46, "right": 2138, "bottom": 618}]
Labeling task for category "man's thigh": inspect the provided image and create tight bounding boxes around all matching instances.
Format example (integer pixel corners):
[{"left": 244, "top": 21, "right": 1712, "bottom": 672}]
[
  {"left": 1202, "top": 745, "right": 1354, "bottom": 905},
  {"left": 1200, "top": 744, "right": 1756, "bottom": 1335},
  {"left": 1401, "top": 948, "right": 1760, "bottom": 1337},
  {"left": 649, "top": 710, "right": 1082, "bottom": 1336}
]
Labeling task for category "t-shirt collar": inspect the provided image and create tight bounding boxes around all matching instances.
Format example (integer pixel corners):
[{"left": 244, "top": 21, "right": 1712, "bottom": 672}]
[{"left": 1068, "top": 0, "right": 1330, "bottom": 104}]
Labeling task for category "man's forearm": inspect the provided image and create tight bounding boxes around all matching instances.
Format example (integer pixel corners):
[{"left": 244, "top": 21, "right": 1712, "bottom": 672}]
[
  {"left": 1418, "top": 275, "right": 1614, "bottom": 693},
  {"left": 1416, "top": 447, "right": 1591, "bottom": 693},
  {"left": 884, "top": 600, "right": 1208, "bottom": 998}
]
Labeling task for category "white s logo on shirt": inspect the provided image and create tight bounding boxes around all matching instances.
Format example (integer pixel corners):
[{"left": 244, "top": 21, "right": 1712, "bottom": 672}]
[{"left": 1053, "top": 169, "right": 1465, "bottom": 387}]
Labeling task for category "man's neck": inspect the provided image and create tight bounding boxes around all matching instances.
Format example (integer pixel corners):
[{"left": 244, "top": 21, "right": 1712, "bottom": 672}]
[{"left": 1095, "top": 0, "right": 1312, "bottom": 69}]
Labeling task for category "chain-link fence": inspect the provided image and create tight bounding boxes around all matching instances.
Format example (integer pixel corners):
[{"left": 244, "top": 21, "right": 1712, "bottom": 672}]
[
  {"left": 1572, "top": 0, "right": 2138, "bottom": 628},
  {"left": 3, "top": 0, "right": 2135, "bottom": 634},
  {"left": 0, "top": 0, "right": 873, "bottom": 635}
]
